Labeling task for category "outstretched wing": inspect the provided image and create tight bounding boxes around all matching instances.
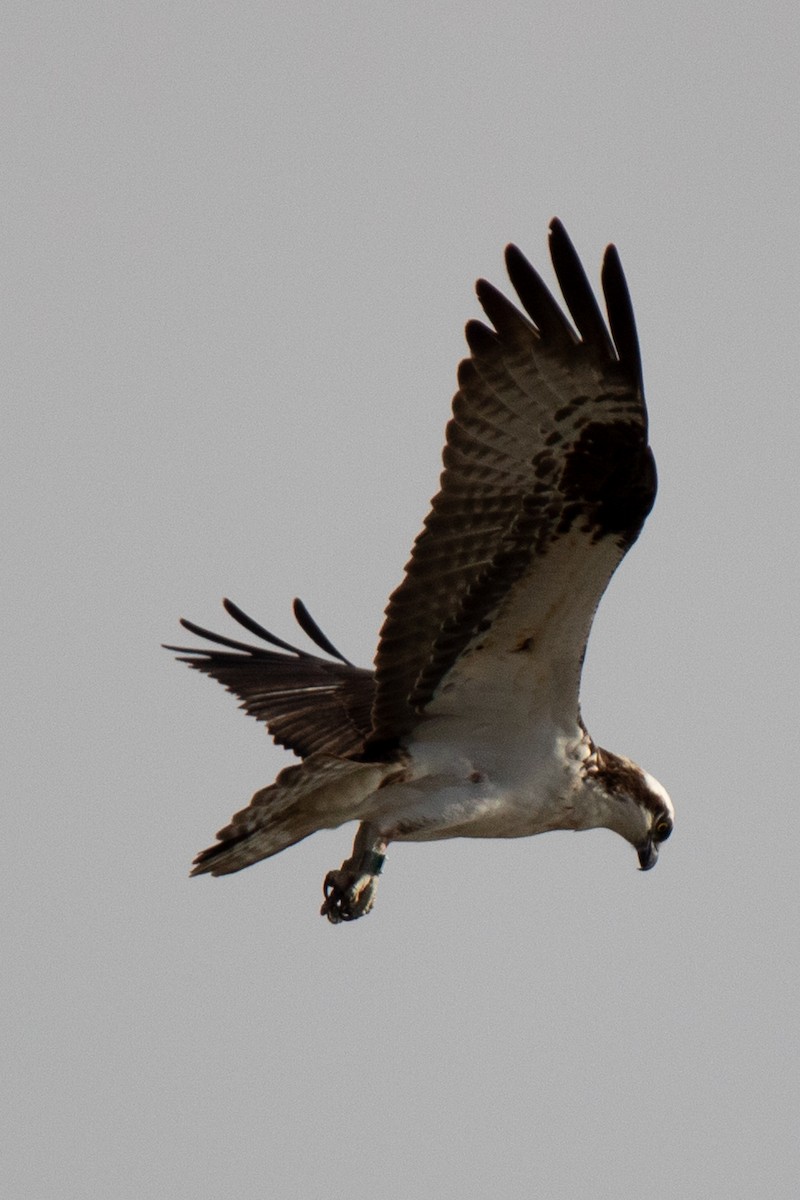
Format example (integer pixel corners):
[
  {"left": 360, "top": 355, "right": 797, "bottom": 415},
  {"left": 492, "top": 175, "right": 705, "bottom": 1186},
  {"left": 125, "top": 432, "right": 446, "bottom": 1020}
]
[
  {"left": 370, "top": 220, "right": 655, "bottom": 742},
  {"left": 164, "top": 598, "right": 375, "bottom": 758}
]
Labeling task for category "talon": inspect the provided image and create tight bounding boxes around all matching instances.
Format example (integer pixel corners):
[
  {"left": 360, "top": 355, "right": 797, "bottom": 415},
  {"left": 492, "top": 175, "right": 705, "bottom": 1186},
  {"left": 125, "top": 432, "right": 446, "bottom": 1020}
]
[{"left": 320, "top": 867, "right": 378, "bottom": 924}]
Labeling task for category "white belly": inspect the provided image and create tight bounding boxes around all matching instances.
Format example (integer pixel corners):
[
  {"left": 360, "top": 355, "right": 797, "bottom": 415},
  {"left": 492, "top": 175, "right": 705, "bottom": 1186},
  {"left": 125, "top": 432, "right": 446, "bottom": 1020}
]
[{"left": 366, "top": 716, "right": 592, "bottom": 842}]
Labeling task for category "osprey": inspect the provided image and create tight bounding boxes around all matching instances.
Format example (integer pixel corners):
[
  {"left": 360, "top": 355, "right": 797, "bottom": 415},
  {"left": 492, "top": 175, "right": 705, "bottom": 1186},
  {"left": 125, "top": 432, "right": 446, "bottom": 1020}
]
[{"left": 166, "top": 220, "right": 673, "bottom": 923}]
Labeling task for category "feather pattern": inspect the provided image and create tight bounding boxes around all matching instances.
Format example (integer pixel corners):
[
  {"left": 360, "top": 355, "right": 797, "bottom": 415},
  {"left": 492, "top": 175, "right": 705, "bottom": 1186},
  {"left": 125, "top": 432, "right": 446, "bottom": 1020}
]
[
  {"left": 369, "top": 218, "right": 654, "bottom": 741},
  {"left": 190, "top": 754, "right": 399, "bottom": 875},
  {"left": 164, "top": 598, "right": 374, "bottom": 758}
]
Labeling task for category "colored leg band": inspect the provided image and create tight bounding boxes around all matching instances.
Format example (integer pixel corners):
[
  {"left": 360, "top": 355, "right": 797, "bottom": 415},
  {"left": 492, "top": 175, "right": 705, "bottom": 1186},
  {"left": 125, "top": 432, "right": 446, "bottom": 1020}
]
[{"left": 360, "top": 850, "right": 386, "bottom": 876}]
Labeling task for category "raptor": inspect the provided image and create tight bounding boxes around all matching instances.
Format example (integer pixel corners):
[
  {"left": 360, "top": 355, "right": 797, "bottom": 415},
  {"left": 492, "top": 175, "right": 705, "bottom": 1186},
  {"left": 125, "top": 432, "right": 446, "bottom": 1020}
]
[{"left": 166, "top": 220, "right": 673, "bottom": 922}]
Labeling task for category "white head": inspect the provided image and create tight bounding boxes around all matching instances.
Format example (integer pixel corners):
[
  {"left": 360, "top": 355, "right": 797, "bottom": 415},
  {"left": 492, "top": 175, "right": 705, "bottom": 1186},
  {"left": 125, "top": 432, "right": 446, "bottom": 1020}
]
[{"left": 584, "top": 747, "right": 674, "bottom": 870}]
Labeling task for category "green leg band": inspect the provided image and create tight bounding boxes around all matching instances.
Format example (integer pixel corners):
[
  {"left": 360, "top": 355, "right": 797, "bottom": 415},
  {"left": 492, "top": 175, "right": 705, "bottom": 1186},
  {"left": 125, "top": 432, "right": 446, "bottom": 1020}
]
[{"left": 360, "top": 850, "right": 386, "bottom": 876}]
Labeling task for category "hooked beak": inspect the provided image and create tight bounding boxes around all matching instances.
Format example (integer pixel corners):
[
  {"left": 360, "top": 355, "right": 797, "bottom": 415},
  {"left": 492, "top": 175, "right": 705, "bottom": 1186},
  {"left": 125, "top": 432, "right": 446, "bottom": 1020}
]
[{"left": 637, "top": 837, "right": 659, "bottom": 871}]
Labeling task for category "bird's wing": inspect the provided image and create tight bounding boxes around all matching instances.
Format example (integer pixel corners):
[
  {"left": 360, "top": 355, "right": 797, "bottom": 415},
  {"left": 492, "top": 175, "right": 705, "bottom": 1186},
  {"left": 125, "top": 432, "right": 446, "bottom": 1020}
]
[
  {"left": 164, "top": 598, "right": 375, "bottom": 758},
  {"left": 191, "top": 753, "right": 400, "bottom": 875},
  {"left": 370, "top": 220, "right": 655, "bottom": 742}
]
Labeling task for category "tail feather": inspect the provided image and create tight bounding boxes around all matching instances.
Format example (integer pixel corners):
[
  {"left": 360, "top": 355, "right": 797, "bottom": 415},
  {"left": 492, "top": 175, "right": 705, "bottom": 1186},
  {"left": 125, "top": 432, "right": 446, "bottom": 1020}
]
[{"left": 190, "top": 754, "right": 402, "bottom": 877}]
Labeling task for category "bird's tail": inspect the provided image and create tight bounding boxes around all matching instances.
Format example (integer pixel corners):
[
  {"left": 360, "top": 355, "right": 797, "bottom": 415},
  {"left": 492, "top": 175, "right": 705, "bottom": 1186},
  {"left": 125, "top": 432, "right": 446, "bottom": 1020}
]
[{"left": 191, "top": 754, "right": 400, "bottom": 876}]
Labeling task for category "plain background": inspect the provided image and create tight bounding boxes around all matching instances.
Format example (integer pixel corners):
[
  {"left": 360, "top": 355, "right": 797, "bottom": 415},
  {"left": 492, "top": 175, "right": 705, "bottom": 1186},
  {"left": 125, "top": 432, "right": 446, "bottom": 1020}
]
[{"left": 4, "top": 3, "right": 799, "bottom": 1197}]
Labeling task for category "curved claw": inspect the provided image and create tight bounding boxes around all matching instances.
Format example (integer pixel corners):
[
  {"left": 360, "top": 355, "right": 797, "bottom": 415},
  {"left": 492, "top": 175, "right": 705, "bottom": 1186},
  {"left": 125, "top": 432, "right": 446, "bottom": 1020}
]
[{"left": 321, "top": 868, "right": 378, "bottom": 924}]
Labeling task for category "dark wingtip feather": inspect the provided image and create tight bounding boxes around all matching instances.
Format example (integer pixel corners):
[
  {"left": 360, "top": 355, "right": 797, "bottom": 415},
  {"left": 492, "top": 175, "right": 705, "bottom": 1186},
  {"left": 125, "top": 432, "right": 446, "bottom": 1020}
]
[
  {"left": 292, "top": 598, "right": 353, "bottom": 666},
  {"left": 601, "top": 243, "right": 643, "bottom": 392},
  {"left": 503, "top": 241, "right": 577, "bottom": 345},
  {"left": 475, "top": 276, "right": 538, "bottom": 345},
  {"left": 464, "top": 317, "right": 500, "bottom": 357},
  {"left": 171, "top": 618, "right": 267, "bottom": 655},
  {"left": 165, "top": 598, "right": 359, "bottom": 667},
  {"left": 221, "top": 598, "right": 310, "bottom": 656},
  {"left": 547, "top": 219, "right": 615, "bottom": 359}
]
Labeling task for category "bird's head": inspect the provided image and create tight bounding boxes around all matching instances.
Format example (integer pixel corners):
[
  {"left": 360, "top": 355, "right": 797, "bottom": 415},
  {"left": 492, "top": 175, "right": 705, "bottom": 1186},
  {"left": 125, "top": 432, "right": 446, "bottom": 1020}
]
[{"left": 584, "top": 747, "right": 674, "bottom": 871}]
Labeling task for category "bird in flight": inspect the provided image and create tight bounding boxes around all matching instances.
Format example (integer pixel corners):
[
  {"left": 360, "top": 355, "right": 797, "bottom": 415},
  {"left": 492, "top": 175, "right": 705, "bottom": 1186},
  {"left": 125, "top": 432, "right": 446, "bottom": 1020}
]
[{"left": 166, "top": 219, "right": 673, "bottom": 923}]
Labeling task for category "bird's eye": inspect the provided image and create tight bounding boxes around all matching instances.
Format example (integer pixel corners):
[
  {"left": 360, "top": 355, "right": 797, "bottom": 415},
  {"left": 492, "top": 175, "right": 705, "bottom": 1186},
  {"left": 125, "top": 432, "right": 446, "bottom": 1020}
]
[{"left": 654, "top": 819, "right": 673, "bottom": 843}]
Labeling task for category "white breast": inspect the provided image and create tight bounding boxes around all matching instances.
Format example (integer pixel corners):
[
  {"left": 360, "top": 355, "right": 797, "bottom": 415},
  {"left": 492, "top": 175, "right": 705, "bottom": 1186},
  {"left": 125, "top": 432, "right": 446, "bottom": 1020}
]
[{"left": 368, "top": 714, "right": 592, "bottom": 842}]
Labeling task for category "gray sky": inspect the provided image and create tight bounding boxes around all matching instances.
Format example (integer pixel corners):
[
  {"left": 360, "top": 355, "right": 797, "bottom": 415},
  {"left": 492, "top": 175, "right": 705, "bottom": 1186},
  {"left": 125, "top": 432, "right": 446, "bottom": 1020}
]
[{"left": 4, "top": 2, "right": 799, "bottom": 1197}]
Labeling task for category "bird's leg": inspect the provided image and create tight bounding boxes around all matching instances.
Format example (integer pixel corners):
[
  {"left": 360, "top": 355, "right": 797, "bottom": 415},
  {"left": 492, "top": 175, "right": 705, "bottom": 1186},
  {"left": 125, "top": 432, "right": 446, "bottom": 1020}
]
[{"left": 321, "top": 822, "right": 387, "bottom": 924}]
